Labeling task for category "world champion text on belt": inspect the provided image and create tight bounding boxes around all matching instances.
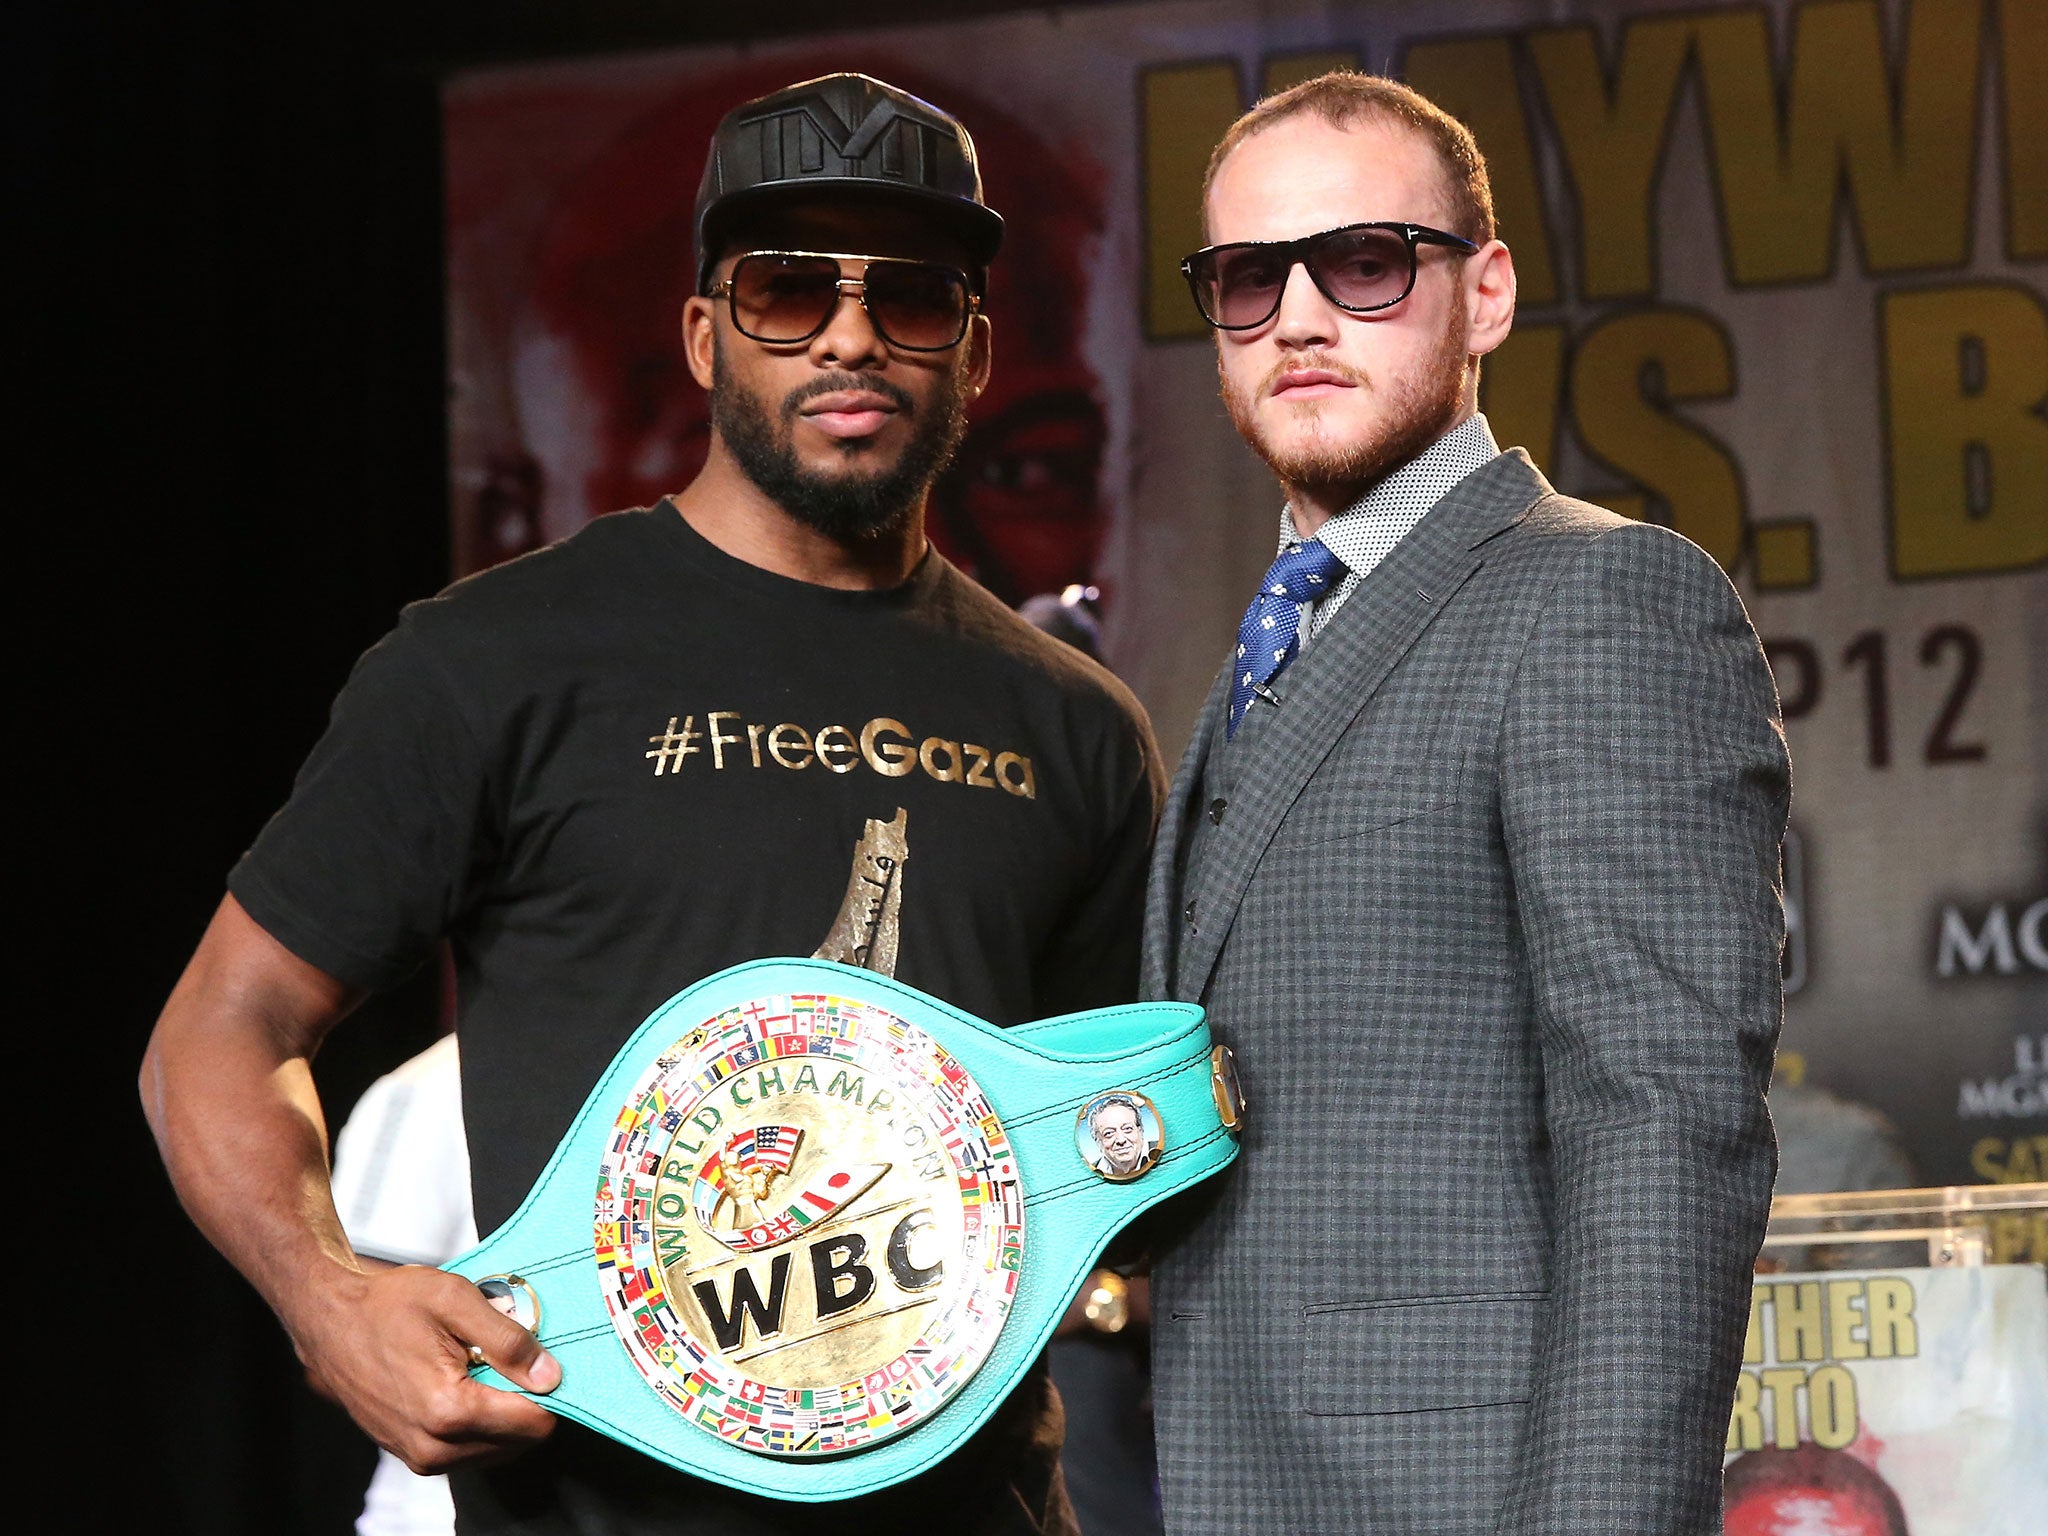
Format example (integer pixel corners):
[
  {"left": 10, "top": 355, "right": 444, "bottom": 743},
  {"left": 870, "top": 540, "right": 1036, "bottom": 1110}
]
[
  {"left": 440, "top": 957, "right": 1241, "bottom": 1501},
  {"left": 596, "top": 989, "right": 1024, "bottom": 1458}
]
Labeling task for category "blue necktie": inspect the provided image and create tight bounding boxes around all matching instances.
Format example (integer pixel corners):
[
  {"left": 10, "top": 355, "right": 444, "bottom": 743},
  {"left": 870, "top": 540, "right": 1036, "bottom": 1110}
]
[{"left": 1228, "top": 539, "right": 1348, "bottom": 739}]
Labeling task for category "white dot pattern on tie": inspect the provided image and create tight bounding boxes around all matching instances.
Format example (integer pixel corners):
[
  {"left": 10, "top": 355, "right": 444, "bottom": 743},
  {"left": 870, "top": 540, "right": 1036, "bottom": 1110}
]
[{"left": 1227, "top": 538, "right": 1350, "bottom": 739}]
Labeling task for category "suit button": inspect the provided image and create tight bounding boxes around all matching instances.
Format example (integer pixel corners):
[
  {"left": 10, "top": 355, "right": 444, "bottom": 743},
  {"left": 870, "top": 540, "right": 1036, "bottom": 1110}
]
[
  {"left": 1183, "top": 900, "right": 1199, "bottom": 932},
  {"left": 1207, "top": 798, "right": 1227, "bottom": 825}
]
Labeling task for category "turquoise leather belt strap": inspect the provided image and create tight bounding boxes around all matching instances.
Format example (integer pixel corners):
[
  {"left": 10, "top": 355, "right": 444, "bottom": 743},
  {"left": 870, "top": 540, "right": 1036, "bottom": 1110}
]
[{"left": 443, "top": 957, "right": 1241, "bottom": 1501}]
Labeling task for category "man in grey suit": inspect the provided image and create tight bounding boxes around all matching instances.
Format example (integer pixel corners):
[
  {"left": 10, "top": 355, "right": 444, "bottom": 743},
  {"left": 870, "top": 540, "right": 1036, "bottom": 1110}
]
[{"left": 1143, "top": 73, "right": 1790, "bottom": 1534}]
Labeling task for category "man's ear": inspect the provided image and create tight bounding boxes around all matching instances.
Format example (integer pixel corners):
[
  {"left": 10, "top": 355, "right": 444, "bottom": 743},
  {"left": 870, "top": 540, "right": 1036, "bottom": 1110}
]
[
  {"left": 683, "top": 294, "right": 719, "bottom": 389},
  {"left": 1464, "top": 239, "right": 1517, "bottom": 359},
  {"left": 964, "top": 311, "right": 993, "bottom": 403}
]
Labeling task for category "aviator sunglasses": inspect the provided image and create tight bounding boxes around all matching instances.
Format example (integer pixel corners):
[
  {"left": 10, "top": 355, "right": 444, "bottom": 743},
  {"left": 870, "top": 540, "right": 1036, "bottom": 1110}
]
[
  {"left": 708, "top": 251, "right": 980, "bottom": 352},
  {"left": 1181, "top": 222, "right": 1479, "bottom": 331}
]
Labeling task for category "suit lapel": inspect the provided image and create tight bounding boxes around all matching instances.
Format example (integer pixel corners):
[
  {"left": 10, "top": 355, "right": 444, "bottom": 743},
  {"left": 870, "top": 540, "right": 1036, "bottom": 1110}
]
[
  {"left": 1142, "top": 656, "right": 1233, "bottom": 998},
  {"left": 1171, "top": 450, "right": 1550, "bottom": 1003}
]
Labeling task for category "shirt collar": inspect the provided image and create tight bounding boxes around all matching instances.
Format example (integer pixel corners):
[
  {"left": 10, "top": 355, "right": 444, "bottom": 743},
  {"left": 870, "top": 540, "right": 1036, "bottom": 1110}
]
[{"left": 1277, "top": 412, "right": 1501, "bottom": 560}]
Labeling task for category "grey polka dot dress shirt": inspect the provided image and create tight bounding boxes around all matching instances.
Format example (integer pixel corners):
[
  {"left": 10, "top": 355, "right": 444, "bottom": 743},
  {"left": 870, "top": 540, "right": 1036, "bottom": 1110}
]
[{"left": 1282, "top": 412, "right": 1501, "bottom": 648}]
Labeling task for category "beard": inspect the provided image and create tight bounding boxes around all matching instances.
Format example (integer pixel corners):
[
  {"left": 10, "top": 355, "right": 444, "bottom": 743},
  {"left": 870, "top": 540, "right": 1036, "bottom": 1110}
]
[
  {"left": 1222, "top": 320, "right": 1471, "bottom": 507},
  {"left": 711, "top": 342, "right": 973, "bottom": 545}
]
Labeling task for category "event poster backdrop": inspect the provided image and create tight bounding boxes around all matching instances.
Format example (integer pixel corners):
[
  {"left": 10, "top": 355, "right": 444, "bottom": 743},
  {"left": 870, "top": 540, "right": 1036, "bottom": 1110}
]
[
  {"left": 1722, "top": 1264, "right": 2048, "bottom": 1533},
  {"left": 445, "top": 0, "right": 2046, "bottom": 1197}
]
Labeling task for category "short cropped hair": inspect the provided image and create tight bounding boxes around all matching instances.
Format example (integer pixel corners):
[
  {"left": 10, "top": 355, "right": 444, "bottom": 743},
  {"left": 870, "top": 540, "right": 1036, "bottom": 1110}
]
[
  {"left": 1202, "top": 71, "right": 1496, "bottom": 245},
  {"left": 1090, "top": 1093, "right": 1143, "bottom": 1129}
]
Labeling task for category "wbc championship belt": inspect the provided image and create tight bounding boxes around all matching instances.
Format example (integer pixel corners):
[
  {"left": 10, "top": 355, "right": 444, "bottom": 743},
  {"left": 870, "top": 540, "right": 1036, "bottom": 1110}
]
[{"left": 443, "top": 957, "right": 1244, "bottom": 1501}]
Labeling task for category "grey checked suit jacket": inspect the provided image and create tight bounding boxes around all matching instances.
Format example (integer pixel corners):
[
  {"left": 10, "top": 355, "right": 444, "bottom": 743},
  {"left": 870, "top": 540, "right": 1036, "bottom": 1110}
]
[{"left": 1142, "top": 450, "right": 1790, "bottom": 1536}]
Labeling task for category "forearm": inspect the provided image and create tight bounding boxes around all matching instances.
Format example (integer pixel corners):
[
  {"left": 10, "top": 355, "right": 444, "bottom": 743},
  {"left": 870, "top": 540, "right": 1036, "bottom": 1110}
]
[{"left": 139, "top": 895, "right": 367, "bottom": 1347}]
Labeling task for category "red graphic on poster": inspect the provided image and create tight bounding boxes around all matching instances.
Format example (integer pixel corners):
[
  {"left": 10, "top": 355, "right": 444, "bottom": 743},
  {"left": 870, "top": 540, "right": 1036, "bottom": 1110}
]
[{"left": 1724, "top": 1443, "right": 1909, "bottom": 1536}]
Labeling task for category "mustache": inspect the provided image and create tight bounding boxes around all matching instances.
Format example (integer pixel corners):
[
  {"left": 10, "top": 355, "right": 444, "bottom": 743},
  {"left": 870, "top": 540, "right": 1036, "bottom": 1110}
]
[
  {"left": 1260, "top": 351, "right": 1369, "bottom": 393},
  {"left": 782, "top": 371, "right": 916, "bottom": 419}
]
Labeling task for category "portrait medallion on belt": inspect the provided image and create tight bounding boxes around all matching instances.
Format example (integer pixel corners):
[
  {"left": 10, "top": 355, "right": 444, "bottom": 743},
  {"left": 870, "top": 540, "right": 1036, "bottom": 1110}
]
[
  {"left": 593, "top": 991, "right": 1025, "bottom": 1458},
  {"left": 1075, "top": 1090, "right": 1165, "bottom": 1182}
]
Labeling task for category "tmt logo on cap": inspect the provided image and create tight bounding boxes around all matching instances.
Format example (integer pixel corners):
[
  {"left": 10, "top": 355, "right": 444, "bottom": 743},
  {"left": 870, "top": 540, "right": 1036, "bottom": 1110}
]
[{"left": 734, "top": 88, "right": 947, "bottom": 188}]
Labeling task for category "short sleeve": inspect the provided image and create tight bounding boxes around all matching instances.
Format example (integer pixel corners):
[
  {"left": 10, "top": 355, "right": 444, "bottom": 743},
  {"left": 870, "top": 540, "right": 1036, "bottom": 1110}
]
[{"left": 229, "top": 617, "right": 496, "bottom": 991}]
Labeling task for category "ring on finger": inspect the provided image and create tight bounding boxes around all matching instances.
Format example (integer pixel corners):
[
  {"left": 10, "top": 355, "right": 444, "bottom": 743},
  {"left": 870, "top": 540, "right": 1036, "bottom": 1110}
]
[{"left": 466, "top": 1343, "right": 488, "bottom": 1367}]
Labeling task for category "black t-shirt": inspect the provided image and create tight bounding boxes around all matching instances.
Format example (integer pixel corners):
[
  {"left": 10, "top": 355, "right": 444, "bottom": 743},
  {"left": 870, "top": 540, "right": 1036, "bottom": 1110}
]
[{"left": 230, "top": 503, "right": 1164, "bottom": 1534}]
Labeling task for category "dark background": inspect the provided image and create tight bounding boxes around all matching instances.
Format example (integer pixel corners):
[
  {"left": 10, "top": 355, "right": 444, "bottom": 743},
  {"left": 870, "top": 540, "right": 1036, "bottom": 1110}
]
[{"left": 22, "top": 3, "right": 1123, "bottom": 1530}]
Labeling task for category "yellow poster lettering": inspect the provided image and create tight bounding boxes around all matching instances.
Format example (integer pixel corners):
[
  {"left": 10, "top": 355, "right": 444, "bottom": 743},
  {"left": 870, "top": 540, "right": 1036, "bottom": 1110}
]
[
  {"left": 1883, "top": 282, "right": 2048, "bottom": 578},
  {"left": 1570, "top": 308, "right": 1747, "bottom": 569},
  {"left": 1865, "top": 1276, "right": 1919, "bottom": 1358},
  {"left": 860, "top": 717, "right": 917, "bottom": 776},
  {"left": 1477, "top": 323, "right": 1565, "bottom": 476},
  {"left": 1988, "top": 1211, "right": 2048, "bottom": 1264},
  {"left": 1807, "top": 1364, "right": 1859, "bottom": 1449},
  {"left": 1971, "top": 1134, "right": 2046, "bottom": 1183},
  {"left": 768, "top": 723, "right": 815, "bottom": 770},
  {"left": 1742, "top": 1282, "right": 1768, "bottom": 1365},
  {"left": 1727, "top": 1369, "right": 1764, "bottom": 1451},
  {"left": 1771, "top": 1279, "right": 1827, "bottom": 1363},
  {"left": 1759, "top": 1366, "right": 1808, "bottom": 1448},
  {"left": 1402, "top": 34, "right": 1559, "bottom": 304},
  {"left": 1140, "top": 60, "right": 1241, "bottom": 340},
  {"left": 1691, "top": 0, "right": 1982, "bottom": 285},
  {"left": 1263, "top": 50, "right": 1358, "bottom": 97},
  {"left": 1137, "top": 49, "right": 1369, "bottom": 341},
  {"left": 1527, "top": 17, "right": 1692, "bottom": 300},
  {"left": 2002, "top": 0, "right": 2047, "bottom": 258},
  {"left": 813, "top": 724, "right": 859, "bottom": 773},
  {"left": 1824, "top": 1278, "right": 1870, "bottom": 1360},
  {"left": 1971, "top": 1136, "right": 2008, "bottom": 1182}
]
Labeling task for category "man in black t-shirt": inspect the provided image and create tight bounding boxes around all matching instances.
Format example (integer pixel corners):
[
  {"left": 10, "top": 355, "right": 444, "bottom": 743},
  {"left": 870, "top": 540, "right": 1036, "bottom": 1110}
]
[{"left": 140, "top": 74, "right": 1163, "bottom": 1536}]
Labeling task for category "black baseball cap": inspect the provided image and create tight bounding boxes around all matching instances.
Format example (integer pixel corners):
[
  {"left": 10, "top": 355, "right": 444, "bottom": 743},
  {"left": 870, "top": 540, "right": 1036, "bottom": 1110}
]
[{"left": 693, "top": 72, "right": 1006, "bottom": 293}]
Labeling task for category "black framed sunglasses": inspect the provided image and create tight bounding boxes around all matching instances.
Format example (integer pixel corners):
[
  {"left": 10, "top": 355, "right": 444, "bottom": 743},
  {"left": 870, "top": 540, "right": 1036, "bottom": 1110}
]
[
  {"left": 1181, "top": 222, "right": 1479, "bottom": 331},
  {"left": 707, "top": 251, "right": 980, "bottom": 352}
]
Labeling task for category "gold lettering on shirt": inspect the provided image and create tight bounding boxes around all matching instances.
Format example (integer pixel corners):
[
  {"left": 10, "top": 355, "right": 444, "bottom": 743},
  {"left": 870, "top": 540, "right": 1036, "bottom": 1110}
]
[
  {"left": 919, "top": 738, "right": 964, "bottom": 783},
  {"left": 811, "top": 807, "right": 909, "bottom": 976},
  {"left": 644, "top": 713, "right": 1036, "bottom": 798},
  {"left": 645, "top": 716, "right": 704, "bottom": 775},
  {"left": 860, "top": 718, "right": 916, "bottom": 777},
  {"left": 814, "top": 724, "right": 860, "bottom": 774},
  {"left": 995, "top": 752, "right": 1036, "bottom": 800},
  {"left": 707, "top": 712, "right": 743, "bottom": 769},
  {"left": 768, "top": 723, "right": 815, "bottom": 770}
]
